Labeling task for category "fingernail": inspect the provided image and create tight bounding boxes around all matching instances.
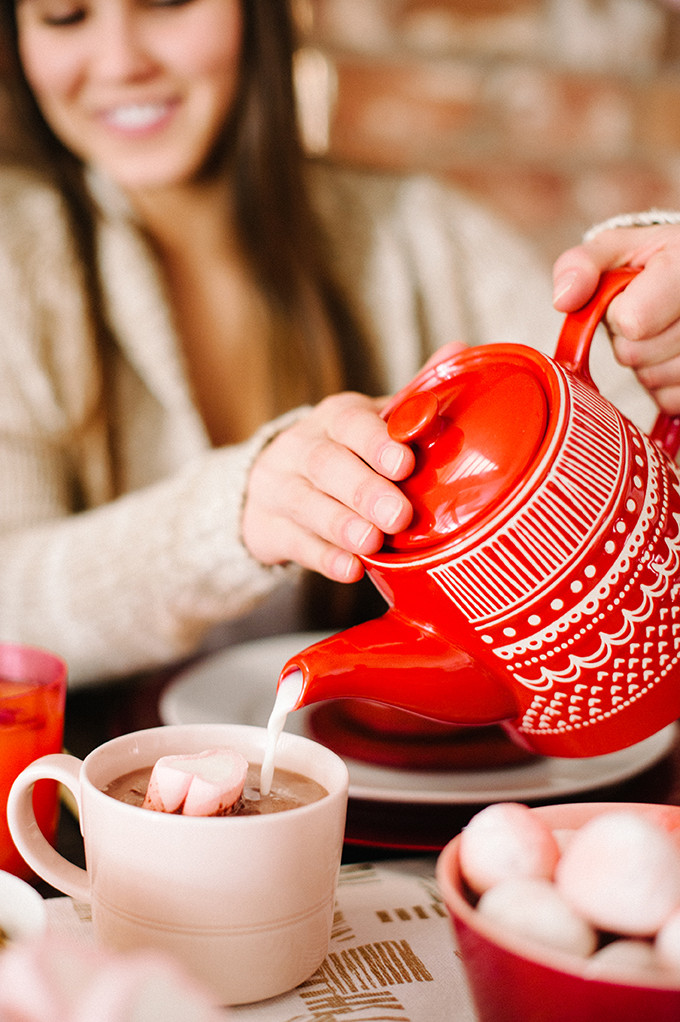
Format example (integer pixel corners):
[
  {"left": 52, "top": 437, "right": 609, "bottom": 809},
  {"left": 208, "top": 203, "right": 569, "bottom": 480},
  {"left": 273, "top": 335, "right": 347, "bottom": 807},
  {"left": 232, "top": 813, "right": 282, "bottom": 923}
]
[
  {"left": 380, "top": 444, "right": 406, "bottom": 477},
  {"left": 335, "top": 551, "right": 357, "bottom": 580},
  {"left": 553, "top": 270, "right": 578, "bottom": 303},
  {"left": 374, "top": 494, "right": 403, "bottom": 531},
  {"left": 347, "top": 519, "right": 373, "bottom": 550}
]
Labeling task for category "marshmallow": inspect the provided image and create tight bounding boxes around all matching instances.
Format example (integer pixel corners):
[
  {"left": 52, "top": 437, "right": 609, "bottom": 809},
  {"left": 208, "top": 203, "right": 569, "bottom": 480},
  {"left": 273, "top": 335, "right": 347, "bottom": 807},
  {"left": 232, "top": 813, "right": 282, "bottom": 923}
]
[
  {"left": 552, "top": 828, "right": 577, "bottom": 854},
  {"left": 556, "top": 811, "right": 680, "bottom": 936},
  {"left": 586, "top": 939, "right": 660, "bottom": 979},
  {"left": 477, "top": 877, "right": 598, "bottom": 957},
  {"left": 656, "top": 908, "right": 680, "bottom": 970},
  {"left": 143, "top": 748, "right": 248, "bottom": 817},
  {"left": 459, "top": 802, "right": 561, "bottom": 895}
]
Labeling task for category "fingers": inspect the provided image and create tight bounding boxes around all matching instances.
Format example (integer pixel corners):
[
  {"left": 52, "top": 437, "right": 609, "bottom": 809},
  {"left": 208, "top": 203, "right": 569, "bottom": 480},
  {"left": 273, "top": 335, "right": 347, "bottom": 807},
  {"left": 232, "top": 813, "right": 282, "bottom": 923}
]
[
  {"left": 628, "top": 348, "right": 680, "bottom": 416},
  {"left": 319, "top": 393, "right": 415, "bottom": 484},
  {"left": 552, "top": 225, "right": 672, "bottom": 314},
  {"left": 552, "top": 224, "right": 680, "bottom": 416},
  {"left": 244, "top": 489, "right": 373, "bottom": 584},
  {"left": 604, "top": 249, "right": 680, "bottom": 342},
  {"left": 610, "top": 312, "right": 680, "bottom": 371},
  {"left": 241, "top": 392, "right": 416, "bottom": 583},
  {"left": 278, "top": 428, "right": 411, "bottom": 542},
  {"left": 552, "top": 247, "right": 603, "bottom": 312}
]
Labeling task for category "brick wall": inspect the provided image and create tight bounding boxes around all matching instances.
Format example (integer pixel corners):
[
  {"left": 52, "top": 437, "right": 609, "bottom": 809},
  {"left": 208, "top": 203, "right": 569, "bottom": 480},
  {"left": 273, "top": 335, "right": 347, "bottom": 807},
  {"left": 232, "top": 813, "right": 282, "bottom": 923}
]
[{"left": 296, "top": 0, "right": 680, "bottom": 260}]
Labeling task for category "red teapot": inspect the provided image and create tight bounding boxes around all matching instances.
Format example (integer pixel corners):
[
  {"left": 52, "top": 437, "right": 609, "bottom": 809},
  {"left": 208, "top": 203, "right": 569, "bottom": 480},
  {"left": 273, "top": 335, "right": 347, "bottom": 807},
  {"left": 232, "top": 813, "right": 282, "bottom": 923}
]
[{"left": 277, "top": 270, "right": 680, "bottom": 757}]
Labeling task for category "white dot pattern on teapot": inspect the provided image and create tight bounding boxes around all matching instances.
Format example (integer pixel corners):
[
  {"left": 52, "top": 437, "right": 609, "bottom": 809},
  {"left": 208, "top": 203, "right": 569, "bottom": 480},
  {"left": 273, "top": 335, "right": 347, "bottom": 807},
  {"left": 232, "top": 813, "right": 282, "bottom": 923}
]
[{"left": 425, "top": 370, "right": 680, "bottom": 741}]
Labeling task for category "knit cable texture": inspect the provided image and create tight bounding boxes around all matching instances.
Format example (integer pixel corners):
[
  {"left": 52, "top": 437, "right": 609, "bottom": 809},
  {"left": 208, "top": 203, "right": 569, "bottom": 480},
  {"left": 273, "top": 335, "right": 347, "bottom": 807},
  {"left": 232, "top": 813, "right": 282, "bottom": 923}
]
[{"left": 584, "top": 209, "right": 680, "bottom": 242}]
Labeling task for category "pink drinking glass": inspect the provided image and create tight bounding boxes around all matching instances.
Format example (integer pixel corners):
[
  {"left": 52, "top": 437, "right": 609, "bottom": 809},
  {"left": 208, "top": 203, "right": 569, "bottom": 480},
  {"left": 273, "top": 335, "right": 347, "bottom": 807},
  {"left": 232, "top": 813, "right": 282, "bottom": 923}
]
[{"left": 0, "top": 644, "right": 67, "bottom": 879}]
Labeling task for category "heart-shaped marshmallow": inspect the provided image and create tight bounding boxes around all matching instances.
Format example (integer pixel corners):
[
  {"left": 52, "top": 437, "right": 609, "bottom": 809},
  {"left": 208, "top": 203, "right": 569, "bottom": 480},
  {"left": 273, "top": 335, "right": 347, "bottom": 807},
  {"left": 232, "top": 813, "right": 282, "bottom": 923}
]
[{"left": 143, "top": 748, "right": 249, "bottom": 817}]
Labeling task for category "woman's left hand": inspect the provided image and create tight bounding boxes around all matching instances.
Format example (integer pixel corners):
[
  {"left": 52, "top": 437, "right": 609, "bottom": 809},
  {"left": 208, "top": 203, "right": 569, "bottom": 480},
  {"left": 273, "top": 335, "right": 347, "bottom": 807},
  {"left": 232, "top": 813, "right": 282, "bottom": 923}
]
[{"left": 552, "top": 224, "right": 680, "bottom": 414}]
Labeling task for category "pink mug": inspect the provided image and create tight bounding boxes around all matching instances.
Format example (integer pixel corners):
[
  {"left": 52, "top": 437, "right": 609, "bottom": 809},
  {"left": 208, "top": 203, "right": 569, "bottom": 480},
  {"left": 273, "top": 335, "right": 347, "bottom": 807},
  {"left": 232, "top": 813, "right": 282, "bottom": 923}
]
[{"left": 8, "top": 723, "right": 349, "bottom": 1005}]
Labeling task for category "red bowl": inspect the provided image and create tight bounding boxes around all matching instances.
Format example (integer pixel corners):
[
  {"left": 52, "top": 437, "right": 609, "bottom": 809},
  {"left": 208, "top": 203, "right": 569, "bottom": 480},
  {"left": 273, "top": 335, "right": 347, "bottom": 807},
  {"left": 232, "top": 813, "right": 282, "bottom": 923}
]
[{"left": 436, "top": 802, "right": 680, "bottom": 1022}]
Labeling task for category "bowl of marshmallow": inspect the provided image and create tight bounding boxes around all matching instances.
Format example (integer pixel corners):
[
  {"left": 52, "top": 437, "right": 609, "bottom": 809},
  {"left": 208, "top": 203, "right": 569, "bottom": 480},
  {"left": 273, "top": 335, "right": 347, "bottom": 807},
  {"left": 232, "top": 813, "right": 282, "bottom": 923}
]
[{"left": 436, "top": 802, "right": 680, "bottom": 1022}]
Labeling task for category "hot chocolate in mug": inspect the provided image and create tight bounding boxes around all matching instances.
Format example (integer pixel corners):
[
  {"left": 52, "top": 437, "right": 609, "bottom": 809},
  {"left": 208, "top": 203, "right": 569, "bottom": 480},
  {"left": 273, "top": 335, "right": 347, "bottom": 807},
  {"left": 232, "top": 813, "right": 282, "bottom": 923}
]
[{"left": 7, "top": 723, "right": 349, "bottom": 1005}]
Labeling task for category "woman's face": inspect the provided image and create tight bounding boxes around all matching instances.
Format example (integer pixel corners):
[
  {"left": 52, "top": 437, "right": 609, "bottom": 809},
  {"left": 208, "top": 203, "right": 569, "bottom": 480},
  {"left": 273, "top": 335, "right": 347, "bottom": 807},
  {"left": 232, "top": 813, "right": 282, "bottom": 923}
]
[{"left": 15, "top": 0, "right": 243, "bottom": 190}]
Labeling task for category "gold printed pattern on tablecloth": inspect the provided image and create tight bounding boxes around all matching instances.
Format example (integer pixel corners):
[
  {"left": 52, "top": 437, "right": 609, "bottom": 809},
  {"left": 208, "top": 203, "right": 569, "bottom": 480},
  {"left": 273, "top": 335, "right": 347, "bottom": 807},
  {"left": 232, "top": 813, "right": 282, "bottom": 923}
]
[
  {"left": 292, "top": 940, "right": 432, "bottom": 1021},
  {"left": 282, "top": 863, "right": 439, "bottom": 1022}
]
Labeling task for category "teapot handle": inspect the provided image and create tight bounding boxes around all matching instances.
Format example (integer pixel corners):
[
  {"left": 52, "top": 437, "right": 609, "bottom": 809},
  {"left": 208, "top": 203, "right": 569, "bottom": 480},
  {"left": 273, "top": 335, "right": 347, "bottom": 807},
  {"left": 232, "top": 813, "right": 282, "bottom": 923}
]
[{"left": 554, "top": 266, "right": 680, "bottom": 461}]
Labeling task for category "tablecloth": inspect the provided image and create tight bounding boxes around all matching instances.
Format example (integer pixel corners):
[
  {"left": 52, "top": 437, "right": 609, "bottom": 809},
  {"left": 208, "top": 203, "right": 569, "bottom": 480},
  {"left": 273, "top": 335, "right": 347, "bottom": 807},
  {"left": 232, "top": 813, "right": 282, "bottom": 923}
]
[{"left": 46, "top": 857, "right": 477, "bottom": 1021}]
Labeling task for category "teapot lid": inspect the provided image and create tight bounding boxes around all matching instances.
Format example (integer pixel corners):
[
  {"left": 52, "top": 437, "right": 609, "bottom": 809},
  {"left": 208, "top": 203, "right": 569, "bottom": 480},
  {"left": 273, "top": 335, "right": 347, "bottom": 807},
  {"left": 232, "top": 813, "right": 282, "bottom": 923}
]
[{"left": 383, "top": 355, "right": 548, "bottom": 552}]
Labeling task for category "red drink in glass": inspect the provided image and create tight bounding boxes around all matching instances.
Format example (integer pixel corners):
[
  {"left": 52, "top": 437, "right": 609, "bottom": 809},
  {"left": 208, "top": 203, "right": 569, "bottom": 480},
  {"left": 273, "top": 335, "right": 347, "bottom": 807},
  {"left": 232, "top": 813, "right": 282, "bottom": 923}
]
[{"left": 0, "top": 645, "right": 66, "bottom": 879}]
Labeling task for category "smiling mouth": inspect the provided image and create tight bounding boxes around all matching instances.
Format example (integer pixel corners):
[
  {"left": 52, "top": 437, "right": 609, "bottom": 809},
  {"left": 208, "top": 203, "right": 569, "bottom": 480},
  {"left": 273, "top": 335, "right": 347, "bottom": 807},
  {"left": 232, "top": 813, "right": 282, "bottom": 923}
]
[{"left": 103, "top": 102, "right": 173, "bottom": 131}]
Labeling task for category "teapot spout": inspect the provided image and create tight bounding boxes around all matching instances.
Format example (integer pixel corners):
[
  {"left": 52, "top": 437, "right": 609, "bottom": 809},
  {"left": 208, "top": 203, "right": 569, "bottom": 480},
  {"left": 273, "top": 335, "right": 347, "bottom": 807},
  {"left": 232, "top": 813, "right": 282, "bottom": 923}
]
[{"left": 278, "top": 611, "right": 519, "bottom": 727}]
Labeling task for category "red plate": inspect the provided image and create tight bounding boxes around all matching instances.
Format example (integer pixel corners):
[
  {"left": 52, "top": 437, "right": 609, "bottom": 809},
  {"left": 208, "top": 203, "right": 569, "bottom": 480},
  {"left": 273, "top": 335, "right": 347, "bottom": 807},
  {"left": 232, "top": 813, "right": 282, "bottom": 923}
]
[{"left": 306, "top": 700, "right": 536, "bottom": 772}]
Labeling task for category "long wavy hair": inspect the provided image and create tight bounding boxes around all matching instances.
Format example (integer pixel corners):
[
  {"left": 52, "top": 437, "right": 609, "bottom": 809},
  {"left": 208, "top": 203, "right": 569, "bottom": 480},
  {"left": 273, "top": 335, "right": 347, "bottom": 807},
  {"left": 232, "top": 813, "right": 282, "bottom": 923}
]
[
  {"left": 0, "top": 0, "right": 379, "bottom": 410},
  {"left": 0, "top": 0, "right": 384, "bottom": 629}
]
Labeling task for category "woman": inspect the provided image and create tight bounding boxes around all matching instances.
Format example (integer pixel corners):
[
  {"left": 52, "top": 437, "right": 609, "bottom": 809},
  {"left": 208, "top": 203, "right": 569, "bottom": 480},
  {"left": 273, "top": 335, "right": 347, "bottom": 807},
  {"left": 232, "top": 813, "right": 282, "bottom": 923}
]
[{"left": 0, "top": 0, "right": 678, "bottom": 687}]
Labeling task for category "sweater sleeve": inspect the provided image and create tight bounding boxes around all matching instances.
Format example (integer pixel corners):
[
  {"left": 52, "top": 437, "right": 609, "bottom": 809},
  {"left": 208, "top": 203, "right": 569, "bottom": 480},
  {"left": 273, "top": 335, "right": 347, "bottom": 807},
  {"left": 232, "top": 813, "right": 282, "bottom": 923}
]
[
  {"left": 0, "top": 172, "right": 314, "bottom": 686},
  {"left": 0, "top": 407, "right": 305, "bottom": 687}
]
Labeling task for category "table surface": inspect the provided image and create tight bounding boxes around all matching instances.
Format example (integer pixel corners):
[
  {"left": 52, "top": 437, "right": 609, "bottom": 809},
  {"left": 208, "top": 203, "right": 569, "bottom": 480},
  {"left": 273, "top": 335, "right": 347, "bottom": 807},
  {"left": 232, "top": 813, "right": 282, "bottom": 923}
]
[
  {"left": 44, "top": 855, "right": 477, "bottom": 1021},
  {"left": 27, "top": 669, "right": 680, "bottom": 1020}
]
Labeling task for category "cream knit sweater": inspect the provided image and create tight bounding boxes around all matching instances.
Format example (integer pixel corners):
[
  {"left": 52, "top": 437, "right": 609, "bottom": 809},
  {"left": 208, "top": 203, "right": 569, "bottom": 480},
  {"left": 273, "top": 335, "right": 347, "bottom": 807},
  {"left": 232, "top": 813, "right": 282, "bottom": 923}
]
[{"left": 0, "top": 163, "right": 655, "bottom": 686}]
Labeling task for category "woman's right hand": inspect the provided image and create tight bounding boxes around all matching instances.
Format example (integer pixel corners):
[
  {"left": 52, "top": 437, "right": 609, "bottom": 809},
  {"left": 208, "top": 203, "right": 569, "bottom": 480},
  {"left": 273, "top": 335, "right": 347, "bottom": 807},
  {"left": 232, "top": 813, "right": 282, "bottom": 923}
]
[
  {"left": 553, "top": 225, "right": 680, "bottom": 414},
  {"left": 241, "top": 392, "right": 416, "bottom": 583}
]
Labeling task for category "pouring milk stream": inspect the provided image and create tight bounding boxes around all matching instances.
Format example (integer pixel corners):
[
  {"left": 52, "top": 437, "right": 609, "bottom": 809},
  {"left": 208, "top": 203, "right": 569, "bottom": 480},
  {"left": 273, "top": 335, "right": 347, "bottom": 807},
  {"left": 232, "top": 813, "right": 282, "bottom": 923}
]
[{"left": 261, "top": 671, "right": 304, "bottom": 795}]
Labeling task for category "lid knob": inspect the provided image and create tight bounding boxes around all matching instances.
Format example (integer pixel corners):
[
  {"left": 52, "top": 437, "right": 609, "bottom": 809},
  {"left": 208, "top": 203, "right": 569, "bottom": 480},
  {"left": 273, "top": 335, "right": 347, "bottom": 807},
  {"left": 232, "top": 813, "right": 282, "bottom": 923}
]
[
  {"left": 387, "top": 391, "right": 440, "bottom": 444},
  {"left": 382, "top": 360, "right": 549, "bottom": 552}
]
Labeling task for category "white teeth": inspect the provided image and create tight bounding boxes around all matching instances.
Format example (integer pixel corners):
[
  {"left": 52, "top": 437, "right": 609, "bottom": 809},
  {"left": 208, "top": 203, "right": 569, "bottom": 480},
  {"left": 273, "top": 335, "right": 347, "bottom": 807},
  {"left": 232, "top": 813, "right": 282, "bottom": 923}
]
[{"left": 106, "top": 103, "right": 168, "bottom": 129}]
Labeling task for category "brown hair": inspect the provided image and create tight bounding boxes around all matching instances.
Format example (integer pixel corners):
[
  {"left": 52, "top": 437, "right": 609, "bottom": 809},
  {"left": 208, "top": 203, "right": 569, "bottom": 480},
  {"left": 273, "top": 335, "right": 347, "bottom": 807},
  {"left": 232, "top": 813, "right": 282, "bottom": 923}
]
[{"left": 0, "top": 0, "right": 380, "bottom": 412}]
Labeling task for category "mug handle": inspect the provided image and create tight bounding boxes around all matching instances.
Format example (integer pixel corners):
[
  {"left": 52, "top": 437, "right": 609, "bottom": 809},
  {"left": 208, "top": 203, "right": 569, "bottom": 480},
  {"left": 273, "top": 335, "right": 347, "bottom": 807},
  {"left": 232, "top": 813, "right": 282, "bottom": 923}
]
[
  {"left": 554, "top": 266, "right": 680, "bottom": 460},
  {"left": 7, "top": 753, "right": 90, "bottom": 902}
]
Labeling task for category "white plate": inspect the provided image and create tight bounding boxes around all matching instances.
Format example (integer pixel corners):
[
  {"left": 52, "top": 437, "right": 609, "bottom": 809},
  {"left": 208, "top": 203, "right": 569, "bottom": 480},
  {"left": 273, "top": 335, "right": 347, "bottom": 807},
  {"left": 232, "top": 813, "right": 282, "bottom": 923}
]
[
  {"left": 0, "top": 870, "right": 47, "bottom": 943},
  {"left": 159, "top": 632, "right": 678, "bottom": 805}
]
